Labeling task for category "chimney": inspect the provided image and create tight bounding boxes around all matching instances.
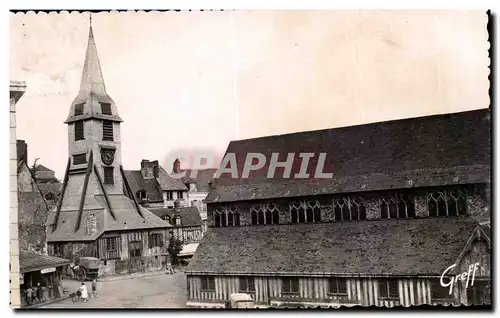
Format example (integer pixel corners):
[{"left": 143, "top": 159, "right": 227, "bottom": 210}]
[
  {"left": 174, "top": 199, "right": 181, "bottom": 209},
  {"left": 153, "top": 160, "right": 159, "bottom": 178},
  {"left": 173, "top": 159, "right": 181, "bottom": 174},
  {"left": 16, "top": 140, "right": 27, "bottom": 164},
  {"left": 141, "top": 159, "right": 150, "bottom": 170},
  {"left": 140, "top": 159, "right": 154, "bottom": 179}
]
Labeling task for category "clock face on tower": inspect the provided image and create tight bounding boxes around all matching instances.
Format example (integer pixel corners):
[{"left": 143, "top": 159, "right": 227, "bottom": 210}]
[{"left": 101, "top": 148, "right": 115, "bottom": 165}]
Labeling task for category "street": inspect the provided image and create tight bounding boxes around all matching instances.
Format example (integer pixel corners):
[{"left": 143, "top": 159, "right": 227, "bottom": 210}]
[{"left": 42, "top": 272, "right": 187, "bottom": 308}]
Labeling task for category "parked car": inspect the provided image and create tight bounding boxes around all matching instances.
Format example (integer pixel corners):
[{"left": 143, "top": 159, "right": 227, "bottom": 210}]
[{"left": 225, "top": 293, "right": 256, "bottom": 309}]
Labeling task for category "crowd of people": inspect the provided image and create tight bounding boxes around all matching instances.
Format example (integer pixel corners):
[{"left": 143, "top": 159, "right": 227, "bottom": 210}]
[
  {"left": 22, "top": 279, "right": 99, "bottom": 306},
  {"left": 23, "top": 283, "right": 45, "bottom": 306}
]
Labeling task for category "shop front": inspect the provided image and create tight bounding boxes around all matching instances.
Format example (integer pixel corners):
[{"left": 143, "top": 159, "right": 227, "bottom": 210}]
[{"left": 19, "top": 251, "right": 70, "bottom": 307}]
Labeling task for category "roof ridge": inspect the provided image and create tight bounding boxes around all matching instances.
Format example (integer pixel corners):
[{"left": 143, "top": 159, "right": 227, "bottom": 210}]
[{"left": 229, "top": 108, "right": 490, "bottom": 144}]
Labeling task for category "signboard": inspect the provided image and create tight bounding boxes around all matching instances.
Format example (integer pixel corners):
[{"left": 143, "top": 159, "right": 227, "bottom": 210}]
[{"left": 41, "top": 267, "right": 56, "bottom": 274}]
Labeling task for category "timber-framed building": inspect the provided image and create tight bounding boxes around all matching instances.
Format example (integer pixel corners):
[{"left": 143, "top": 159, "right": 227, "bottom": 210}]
[
  {"left": 46, "top": 22, "right": 171, "bottom": 276},
  {"left": 186, "top": 109, "right": 491, "bottom": 308}
]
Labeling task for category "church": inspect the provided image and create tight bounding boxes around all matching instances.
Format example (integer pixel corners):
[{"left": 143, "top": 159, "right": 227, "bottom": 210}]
[
  {"left": 46, "top": 21, "right": 172, "bottom": 276},
  {"left": 186, "top": 109, "right": 491, "bottom": 308}
]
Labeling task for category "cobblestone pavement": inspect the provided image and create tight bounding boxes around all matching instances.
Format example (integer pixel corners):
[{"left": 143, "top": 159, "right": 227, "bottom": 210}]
[{"left": 42, "top": 272, "right": 187, "bottom": 308}]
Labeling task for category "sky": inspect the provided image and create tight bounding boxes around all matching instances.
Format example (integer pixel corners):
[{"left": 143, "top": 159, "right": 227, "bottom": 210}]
[{"left": 10, "top": 10, "right": 489, "bottom": 180}]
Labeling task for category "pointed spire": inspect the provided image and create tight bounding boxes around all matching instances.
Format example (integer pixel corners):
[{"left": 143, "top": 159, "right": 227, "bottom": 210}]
[
  {"left": 78, "top": 14, "right": 107, "bottom": 97},
  {"left": 65, "top": 14, "right": 122, "bottom": 124}
]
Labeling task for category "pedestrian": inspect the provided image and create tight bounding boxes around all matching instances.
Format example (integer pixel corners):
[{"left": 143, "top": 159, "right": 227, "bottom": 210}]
[
  {"left": 79, "top": 282, "right": 89, "bottom": 303},
  {"left": 35, "top": 283, "right": 43, "bottom": 303},
  {"left": 91, "top": 279, "right": 98, "bottom": 298},
  {"left": 26, "top": 286, "right": 33, "bottom": 306}
]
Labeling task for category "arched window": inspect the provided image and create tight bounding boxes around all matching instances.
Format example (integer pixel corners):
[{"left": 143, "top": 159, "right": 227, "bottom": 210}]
[
  {"left": 214, "top": 207, "right": 240, "bottom": 227},
  {"left": 227, "top": 207, "right": 240, "bottom": 226},
  {"left": 290, "top": 200, "right": 321, "bottom": 224},
  {"left": 427, "top": 189, "right": 467, "bottom": 217},
  {"left": 251, "top": 203, "right": 280, "bottom": 225},
  {"left": 379, "top": 196, "right": 398, "bottom": 219},
  {"left": 214, "top": 209, "right": 222, "bottom": 227},
  {"left": 333, "top": 197, "right": 366, "bottom": 222}
]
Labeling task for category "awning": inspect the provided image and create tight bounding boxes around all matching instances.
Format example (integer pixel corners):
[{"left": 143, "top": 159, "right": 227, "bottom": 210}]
[
  {"left": 20, "top": 251, "right": 71, "bottom": 274},
  {"left": 179, "top": 243, "right": 200, "bottom": 257}
]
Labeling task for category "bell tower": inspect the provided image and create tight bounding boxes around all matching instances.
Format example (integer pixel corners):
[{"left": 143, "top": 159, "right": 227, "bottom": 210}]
[
  {"left": 64, "top": 17, "right": 124, "bottom": 195},
  {"left": 48, "top": 16, "right": 170, "bottom": 240}
]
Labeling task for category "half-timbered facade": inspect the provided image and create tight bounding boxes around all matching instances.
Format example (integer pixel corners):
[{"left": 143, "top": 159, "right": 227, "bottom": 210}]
[
  {"left": 186, "top": 109, "right": 491, "bottom": 308},
  {"left": 46, "top": 22, "right": 171, "bottom": 276},
  {"left": 124, "top": 159, "right": 189, "bottom": 209},
  {"left": 149, "top": 204, "right": 204, "bottom": 243}
]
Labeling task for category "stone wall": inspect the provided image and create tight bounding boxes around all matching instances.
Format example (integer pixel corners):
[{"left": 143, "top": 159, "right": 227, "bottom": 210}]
[{"left": 17, "top": 189, "right": 49, "bottom": 254}]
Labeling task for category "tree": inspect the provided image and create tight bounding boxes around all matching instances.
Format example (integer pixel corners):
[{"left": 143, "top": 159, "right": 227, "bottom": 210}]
[{"left": 167, "top": 238, "right": 183, "bottom": 265}]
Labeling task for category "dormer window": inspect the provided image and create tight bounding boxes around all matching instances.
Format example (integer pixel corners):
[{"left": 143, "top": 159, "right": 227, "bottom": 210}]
[
  {"left": 137, "top": 190, "right": 147, "bottom": 202},
  {"left": 75, "top": 121, "right": 84, "bottom": 141},
  {"left": 174, "top": 216, "right": 182, "bottom": 226},
  {"left": 166, "top": 192, "right": 173, "bottom": 200},
  {"left": 101, "top": 102, "right": 112, "bottom": 115},
  {"left": 102, "top": 120, "right": 114, "bottom": 141},
  {"left": 75, "top": 103, "right": 84, "bottom": 116}
]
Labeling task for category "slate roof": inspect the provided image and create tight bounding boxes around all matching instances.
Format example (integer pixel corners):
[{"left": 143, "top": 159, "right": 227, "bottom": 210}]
[
  {"left": 32, "top": 164, "right": 53, "bottom": 172},
  {"left": 182, "top": 168, "right": 217, "bottom": 192},
  {"left": 157, "top": 166, "right": 188, "bottom": 191},
  {"left": 47, "top": 194, "right": 172, "bottom": 242},
  {"left": 124, "top": 170, "right": 163, "bottom": 202},
  {"left": 186, "top": 218, "right": 478, "bottom": 276},
  {"left": 207, "top": 109, "right": 490, "bottom": 203},
  {"left": 124, "top": 166, "right": 187, "bottom": 202},
  {"left": 17, "top": 161, "right": 50, "bottom": 213},
  {"left": 148, "top": 206, "right": 202, "bottom": 227},
  {"left": 20, "top": 251, "right": 71, "bottom": 273},
  {"left": 18, "top": 191, "right": 49, "bottom": 218},
  {"left": 37, "top": 182, "right": 62, "bottom": 196}
]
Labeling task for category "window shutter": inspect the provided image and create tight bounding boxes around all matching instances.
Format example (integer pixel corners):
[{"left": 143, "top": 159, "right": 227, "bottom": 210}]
[
  {"left": 103, "top": 167, "right": 114, "bottom": 184},
  {"left": 75, "top": 103, "right": 84, "bottom": 116},
  {"left": 102, "top": 120, "right": 114, "bottom": 141},
  {"left": 292, "top": 278, "right": 299, "bottom": 292},
  {"left": 100, "top": 102, "right": 112, "bottom": 115},
  {"left": 283, "top": 279, "right": 290, "bottom": 293},
  {"left": 249, "top": 277, "right": 255, "bottom": 291},
  {"left": 73, "top": 153, "right": 87, "bottom": 165},
  {"left": 75, "top": 121, "right": 84, "bottom": 141}
]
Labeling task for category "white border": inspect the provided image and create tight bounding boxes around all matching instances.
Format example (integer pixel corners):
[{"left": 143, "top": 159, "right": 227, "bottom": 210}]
[{"left": 3, "top": 1, "right": 498, "bottom": 317}]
